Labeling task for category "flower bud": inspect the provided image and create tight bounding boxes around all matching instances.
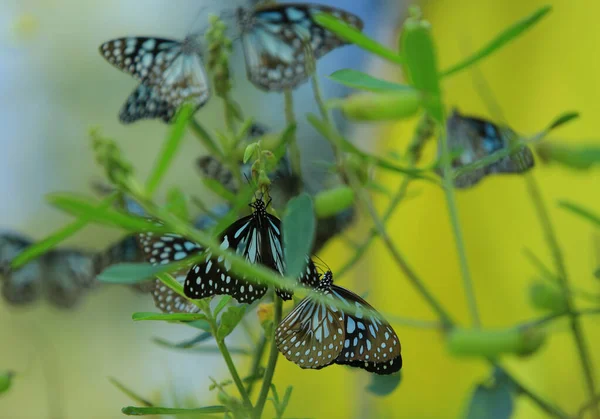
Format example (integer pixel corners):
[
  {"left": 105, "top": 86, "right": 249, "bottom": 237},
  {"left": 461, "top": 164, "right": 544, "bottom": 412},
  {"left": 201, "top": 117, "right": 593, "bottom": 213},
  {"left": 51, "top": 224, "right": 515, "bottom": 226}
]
[
  {"left": 332, "top": 91, "right": 421, "bottom": 121},
  {"left": 314, "top": 187, "right": 355, "bottom": 218},
  {"left": 448, "top": 327, "right": 546, "bottom": 358}
]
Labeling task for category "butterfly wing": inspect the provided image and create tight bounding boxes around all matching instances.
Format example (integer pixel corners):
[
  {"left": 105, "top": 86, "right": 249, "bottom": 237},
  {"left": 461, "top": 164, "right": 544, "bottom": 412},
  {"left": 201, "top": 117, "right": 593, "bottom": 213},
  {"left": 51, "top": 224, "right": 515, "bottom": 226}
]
[
  {"left": 239, "top": 4, "right": 363, "bottom": 91},
  {"left": 275, "top": 291, "right": 345, "bottom": 369},
  {"left": 137, "top": 231, "right": 203, "bottom": 313},
  {"left": 0, "top": 234, "right": 43, "bottom": 305},
  {"left": 184, "top": 215, "right": 269, "bottom": 304},
  {"left": 100, "top": 36, "right": 210, "bottom": 123},
  {"left": 331, "top": 285, "right": 402, "bottom": 374}
]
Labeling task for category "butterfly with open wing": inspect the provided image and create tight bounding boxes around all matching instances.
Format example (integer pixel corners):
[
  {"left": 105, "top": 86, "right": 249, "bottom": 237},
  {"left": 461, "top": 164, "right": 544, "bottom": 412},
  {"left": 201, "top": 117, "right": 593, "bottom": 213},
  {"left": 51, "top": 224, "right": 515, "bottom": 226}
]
[
  {"left": 99, "top": 35, "right": 211, "bottom": 124},
  {"left": 236, "top": 3, "right": 363, "bottom": 91},
  {"left": 442, "top": 108, "right": 535, "bottom": 188},
  {"left": 137, "top": 194, "right": 319, "bottom": 312},
  {"left": 276, "top": 269, "right": 402, "bottom": 375}
]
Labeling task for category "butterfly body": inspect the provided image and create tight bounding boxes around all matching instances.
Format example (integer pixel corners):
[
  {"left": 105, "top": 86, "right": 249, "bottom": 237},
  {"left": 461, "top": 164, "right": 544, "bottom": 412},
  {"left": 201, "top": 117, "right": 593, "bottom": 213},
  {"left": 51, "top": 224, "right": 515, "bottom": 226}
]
[
  {"left": 276, "top": 270, "right": 402, "bottom": 375},
  {"left": 237, "top": 3, "right": 363, "bottom": 91},
  {"left": 99, "top": 35, "right": 210, "bottom": 123}
]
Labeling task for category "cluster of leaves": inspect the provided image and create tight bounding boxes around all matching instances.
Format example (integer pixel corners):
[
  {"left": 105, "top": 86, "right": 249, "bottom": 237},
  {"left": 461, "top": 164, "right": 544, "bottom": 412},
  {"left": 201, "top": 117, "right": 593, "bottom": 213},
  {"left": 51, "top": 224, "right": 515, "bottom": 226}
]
[{"left": 4, "top": 3, "right": 600, "bottom": 419}]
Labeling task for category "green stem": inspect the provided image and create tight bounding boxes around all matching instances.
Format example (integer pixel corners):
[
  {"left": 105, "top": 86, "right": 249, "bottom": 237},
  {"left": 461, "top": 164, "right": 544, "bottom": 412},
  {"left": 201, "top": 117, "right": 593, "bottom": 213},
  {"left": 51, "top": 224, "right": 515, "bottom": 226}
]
[
  {"left": 311, "top": 73, "right": 330, "bottom": 124},
  {"left": 284, "top": 90, "right": 302, "bottom": 181},
  {"left": 246, "top": 335, "right": 267, "bottom": 397},
  {"left": 524, "top": 174, "right": 600, "bottom": 419},
  {"left": 438, "top": 124, "right": 481, "bottom": 328},
  {"left": 253, "top": 296, "right": 283, "bottom": 419}
]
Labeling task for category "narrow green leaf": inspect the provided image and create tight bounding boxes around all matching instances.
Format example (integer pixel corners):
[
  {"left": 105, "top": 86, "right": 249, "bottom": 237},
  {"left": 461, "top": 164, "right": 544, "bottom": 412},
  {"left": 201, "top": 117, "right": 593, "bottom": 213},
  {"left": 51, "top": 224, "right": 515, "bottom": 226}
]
[
  {"left": 189, "top": 118, "right": 224, "bottom": 159},
  {"left": 202, "top": 178, "right": 237, "bottom": 202},
  {"left": 132, "top": 312, "right": 207, "bottom": 322},
  {"left": 46, "top": 193, "right": 164, "bottom": 233},
  {"left": 559, "top": 201, "right": 600, "bottom": 227},
  {"left": 367, "top": 373, "right": 402, "bottom": 396},
  {"left": 546, "top": 111, "right": 579, "bottom": 131},
  {"left": 465, "top": 369, "right": 515, "bottom": 419},
  {"left": 278, "top": 386, "right": 294, "bottom": 418},
  {"left": 283, "top": 193, "right": 315, "bottom": 279},
  {"left": 214, "top": 295, "right": 233, "bottom": 317},
  {"left": 11, "top": 194, "right": 118, "bottom": 269},
  {"left": 186, "top": 319, "right": 212, "bottom": 332},
  {"left": 122, "top": 406, "right": 227, "bottom": 416},
  {"left": 145, "top": 104, "right": 193, "bottom": 196},
  {"left": 217, "top": 305, "right": 246, "bottom": 341},
  {"left": 152, "top": 332, "right": 213, "bottom": 349},
  {"left": 401, "top": 16, "right": 444, "bottom": 123},
  {"left": 314, "top": 13, "right": 405, "bottom": 65},
  {"left": 165, "top": 188, "right": 189, "bottom": 221},
  {"left": 536, "top": 142, "right": 600, "bottom": 170},
  {"left": 97, "top": 263, "right": 173, "bottom": 284},
  {"left": 0, "top": 371, "right": 14, "bottom": 395},
  {"left": 441, "top": 5, "right": 552, "bottom": 78},
  {"left": 109, "top": 377, "right": 153, "bottom": 407},
  {"left": 329, "top": 69, "right": 412, "bottom": 92}
]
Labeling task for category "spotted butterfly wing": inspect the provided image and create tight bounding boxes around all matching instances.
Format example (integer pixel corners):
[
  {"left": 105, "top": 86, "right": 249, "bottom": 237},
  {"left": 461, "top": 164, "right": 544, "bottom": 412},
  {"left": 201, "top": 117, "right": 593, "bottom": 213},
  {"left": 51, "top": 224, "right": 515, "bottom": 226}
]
[
  {"left": 137, "top": 231, "right": 203, "bottom": 313},
  {"left": 276, "top": 272, "right": 345, "bottom": 369},
  {"left": 237, "top": 4, "right": 363, "bottom": 91},
  {"left": 99, "top": 36, "right": 211, "bottom": 123},
  {"left": 275, "top": 271, "right": 402, "bottom": 375},
  {"left": 330, "top": 284, "right": 402, "bottom": 374},
  {"left": 0, "top": 234, "right": 43, "bottom": 305}
]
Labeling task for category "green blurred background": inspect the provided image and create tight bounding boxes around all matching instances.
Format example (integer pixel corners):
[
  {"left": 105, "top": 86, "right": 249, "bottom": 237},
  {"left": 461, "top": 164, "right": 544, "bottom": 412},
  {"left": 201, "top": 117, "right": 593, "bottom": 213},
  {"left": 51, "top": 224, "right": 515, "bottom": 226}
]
[{"left": 1, "top": 0, "right": 599, "bottom": 418}]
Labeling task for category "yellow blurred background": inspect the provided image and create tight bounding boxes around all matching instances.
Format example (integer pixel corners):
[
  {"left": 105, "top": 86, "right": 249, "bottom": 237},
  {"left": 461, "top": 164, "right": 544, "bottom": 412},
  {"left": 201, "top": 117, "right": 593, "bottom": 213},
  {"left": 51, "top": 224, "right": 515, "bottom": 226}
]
[{"left": 1, "top": 0, "right": 599, "bottom": 418}]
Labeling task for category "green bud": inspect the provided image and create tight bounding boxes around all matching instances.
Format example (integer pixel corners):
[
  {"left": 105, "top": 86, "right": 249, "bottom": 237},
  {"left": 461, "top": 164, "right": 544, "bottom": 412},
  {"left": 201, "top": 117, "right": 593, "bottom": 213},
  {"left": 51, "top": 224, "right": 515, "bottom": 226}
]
[
  {"left": 332, "top": 91, "right": 421, "bottom": 121},
  {"left": 447, "top": 327, "right": 546, "bottom": 358},
  {"left": 529, "top": 281, "right": 568, "bottom": 313},
  {"left": 0, "top": 371, "right": 14, "bottom": 395},
  {"left": 243, "top": 142, "right": 259, "bottom": 163},
  {"left": 536, "top": 142, "right": 600, "bottom": 171},
  {"left": 314, "top": 187, "right": 355, "bottom": 218}
]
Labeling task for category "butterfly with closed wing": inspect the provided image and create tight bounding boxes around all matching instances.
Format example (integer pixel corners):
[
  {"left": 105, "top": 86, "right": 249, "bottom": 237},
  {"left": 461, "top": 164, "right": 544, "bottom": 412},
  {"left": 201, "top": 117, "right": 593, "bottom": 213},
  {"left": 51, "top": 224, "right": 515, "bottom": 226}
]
[
  {"left": 236, "top": 3, "right": 364, "bottom": 91},
  {"left": 276, "top": 269, "right": 402, "bottom": 375},
  {"left": 99, "top": 35, "right": 211, "bottom": 124}
]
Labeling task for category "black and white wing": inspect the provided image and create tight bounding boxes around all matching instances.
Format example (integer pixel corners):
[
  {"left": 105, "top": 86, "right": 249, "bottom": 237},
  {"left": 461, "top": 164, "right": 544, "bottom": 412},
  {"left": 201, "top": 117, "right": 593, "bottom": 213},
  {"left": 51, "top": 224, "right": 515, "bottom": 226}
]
[
  {"left": 275, "top": 273, "right": 345, "bottom": 369},
  {"left": 99, "top": 36, "right": 211, "bottom": 123},
  {"left": 0, "top": 234, "right": 42, "bottom": 305},
  {"left": 238, "top": 4, "right": 363, "bottom": 91},
  {"left": 184, "top": 214, "right": 270, "bottom": 304},
  {"left": 330, "top": 285, "right": 402, "bottom": 375},
  {"left": 137, "top": 231, "right": 203, "bottom": 313}
]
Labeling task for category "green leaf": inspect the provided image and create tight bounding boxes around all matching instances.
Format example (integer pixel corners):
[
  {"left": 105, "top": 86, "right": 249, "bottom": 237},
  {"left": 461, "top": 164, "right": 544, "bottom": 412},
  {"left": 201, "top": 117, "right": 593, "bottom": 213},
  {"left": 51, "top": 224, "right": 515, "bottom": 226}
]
[
  {"left": 202, "top": 178, "right": 237, "bottom": 202},
  {"left": 97, "top": 263, "right": 173, "bottom": 284},
  {"left": 46, "top": 193, "right": 164, "bottom": 233},
  {"left": 366, "top": 372, "right": 402, "bottom": 396},
  {"left": 401, "top": 16, "right": 444, "bottom": 123},
  {"left": 465, "top": 369, "right": 515, "bottom": 419},
  {"left": 0, "top": 371, "right": 14, "bottom": 395},
  {"left": 314, "top": 187, "right": 355, "bottom": 218},
  {"left": 529, "top": 282, "right": 567, "bottom": 313},
  {"left": 214, "top": 295, "right": 233, "bottom": 317},
  {"left": 152, "top": 332, "right": 213, "bottom": 349},
  {"left": 243, "top": 142, "right": 259, "bottom": 163},
  {"left": 132, "top": 312, "right": 207, "bottom": 322},
  {"left": 559, "top": 201, "right": 600, "bottom": 227},
  {"left": 186, "top": 319, "right": 212, "bottom": 332},
  {"left": 165, "top": 188, "right": 189, "bottom": 221},
  {"left": 314, "top": 13, "right": 404, "bottom": 65},
  {"left": 546, "top": 111, "right": 579, "bottom": 131},
  {"left": 122, "top": 406, "right": 227, "bottom": 416},
  {"left": 145, "top": 104, "right": 193, "bottom": 196},
  {"left": 441, "top": 5, "right": 552, "bottom": 78},
  {"left": 328, "top": 69, "right": 412, "bottom": 92},
  {"left": 536, "top": 142, "right": 600, "bottom": 170},
  {"left": 189, "top": 118, "right": 224, "bottom": 159},
  {"left": 109, "top": 377, "right": 153, "bottom": 407},
  {"left": 283, "top": 193, "right": 315, "bottom": 279},
  {"left": 217, "top": 305, "right": 246, "bottom": 341}
]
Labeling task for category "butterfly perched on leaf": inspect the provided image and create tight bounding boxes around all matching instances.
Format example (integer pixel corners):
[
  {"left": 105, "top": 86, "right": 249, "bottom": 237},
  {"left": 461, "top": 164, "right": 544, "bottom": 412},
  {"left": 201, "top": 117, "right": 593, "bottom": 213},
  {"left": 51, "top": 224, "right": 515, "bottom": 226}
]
[
  {"left": 276, "top": 269, "right": 402, "bottom": 375},
  {"left": 442, "top": 109, "right": 535, "bottom": 188},
  {"left": 99, "top": 35, "right": 211, "bottom": 123},
  {"left": 236, "top": 3, "right": 363, "bottom": 91}
]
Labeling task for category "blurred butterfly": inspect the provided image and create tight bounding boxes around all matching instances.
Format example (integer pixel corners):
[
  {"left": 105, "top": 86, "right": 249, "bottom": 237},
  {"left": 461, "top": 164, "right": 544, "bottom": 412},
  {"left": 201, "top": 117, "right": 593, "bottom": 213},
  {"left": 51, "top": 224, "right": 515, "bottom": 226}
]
[
  {"left": 0, "top": 233, "right": 98, "bottom": 309},
  {"left": 236, "top": 3, "right": 364, "bottom": 91},
  {"left": 99, "top": 35, "right": 210, "bottom": 123},
  {"left": 442, "top": 109, "right": 535, "bottom": 188},
  {"left": 276, "top": 269, "right": 402, "bottom": 375}
]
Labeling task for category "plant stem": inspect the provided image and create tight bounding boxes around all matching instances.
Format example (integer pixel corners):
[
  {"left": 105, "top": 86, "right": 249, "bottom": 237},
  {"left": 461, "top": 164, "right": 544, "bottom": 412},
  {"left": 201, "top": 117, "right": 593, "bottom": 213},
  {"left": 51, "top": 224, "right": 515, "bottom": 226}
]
[
  {"left": 253, "top": 296, "right": 283, "bottom": 418},
  {"left": 438, "top": 125, "right": 481, "bottom": 328},
  {"left": 311, "top": 74, "right": 330, "bottom": 124},
  {"left": 525, "top": 174, "right": 600, "bottom": 419},
  {"left": 284, "top": 90, "right": 302, "bottom": 180},
  {"left": 246, "top": 335, "right": 267, "bottom": 397}
]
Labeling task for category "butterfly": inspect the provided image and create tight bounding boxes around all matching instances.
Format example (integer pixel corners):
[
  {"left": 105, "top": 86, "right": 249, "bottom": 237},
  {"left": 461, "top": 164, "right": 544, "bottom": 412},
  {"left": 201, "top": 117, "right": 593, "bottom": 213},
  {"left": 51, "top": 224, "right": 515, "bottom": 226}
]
[
  {"left": 442, "top": 108, "right": 535, "bottom": 188},
  {"left": 236, "top": 3, "right": 364, "bottom": 91},
  {"left": 99, "top": 35, "right": 211, "bottom": 123},
  {"left": 0, "top": 233, "right": 98, "bottom": 309},
  {"left": 275, "top": 270, "right": 402, "bottom": 375}
]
